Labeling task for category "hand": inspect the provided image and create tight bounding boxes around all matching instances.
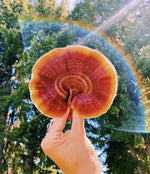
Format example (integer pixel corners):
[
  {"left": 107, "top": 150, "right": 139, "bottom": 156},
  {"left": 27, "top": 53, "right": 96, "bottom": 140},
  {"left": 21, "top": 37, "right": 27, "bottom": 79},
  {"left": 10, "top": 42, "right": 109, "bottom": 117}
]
[{"left": 41, "top": 109, "right": 102, "bottom": 174}]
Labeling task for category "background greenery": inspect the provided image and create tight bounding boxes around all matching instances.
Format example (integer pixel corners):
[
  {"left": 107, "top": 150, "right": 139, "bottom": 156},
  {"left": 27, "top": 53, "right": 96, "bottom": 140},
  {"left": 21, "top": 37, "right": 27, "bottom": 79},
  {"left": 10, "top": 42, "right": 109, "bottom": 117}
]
[{"left": 0, "top": 0, "right": 150, "bottom": 173}]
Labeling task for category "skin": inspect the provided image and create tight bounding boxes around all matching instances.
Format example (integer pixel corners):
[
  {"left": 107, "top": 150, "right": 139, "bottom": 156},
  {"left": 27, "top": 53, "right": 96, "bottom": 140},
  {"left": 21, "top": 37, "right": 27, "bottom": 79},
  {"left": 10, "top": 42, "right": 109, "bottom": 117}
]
[{"left": 41, "top": 109, "right": 102, "bottom": 174}]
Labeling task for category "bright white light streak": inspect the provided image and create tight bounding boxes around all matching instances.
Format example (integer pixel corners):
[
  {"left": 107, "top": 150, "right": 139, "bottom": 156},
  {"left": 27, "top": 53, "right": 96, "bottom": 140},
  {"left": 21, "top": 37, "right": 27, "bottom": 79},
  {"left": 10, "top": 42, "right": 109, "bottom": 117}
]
[
  {"left": 95, "top": 0, "right": 144, "bottom": 32},
  {"left": 77, "top": 0, "right": 144, "bottom": 45}
]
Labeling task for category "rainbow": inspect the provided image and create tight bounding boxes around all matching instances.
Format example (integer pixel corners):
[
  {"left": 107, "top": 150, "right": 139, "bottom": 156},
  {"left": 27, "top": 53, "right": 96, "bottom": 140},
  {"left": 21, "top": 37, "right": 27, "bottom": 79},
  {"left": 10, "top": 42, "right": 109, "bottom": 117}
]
[{"left": 19, "top": 17, "right": 149, "bottom": 133}]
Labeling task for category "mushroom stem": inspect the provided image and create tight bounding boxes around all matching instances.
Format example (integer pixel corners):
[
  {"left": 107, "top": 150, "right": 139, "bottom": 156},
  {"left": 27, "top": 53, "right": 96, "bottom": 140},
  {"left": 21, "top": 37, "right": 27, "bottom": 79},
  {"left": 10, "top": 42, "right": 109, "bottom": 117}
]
[
  {"left": 68, "top": 87, "right": 73, "bottom": 107},
  {"left": 67, "top": 87, "right": 73, "bottom": 121}
]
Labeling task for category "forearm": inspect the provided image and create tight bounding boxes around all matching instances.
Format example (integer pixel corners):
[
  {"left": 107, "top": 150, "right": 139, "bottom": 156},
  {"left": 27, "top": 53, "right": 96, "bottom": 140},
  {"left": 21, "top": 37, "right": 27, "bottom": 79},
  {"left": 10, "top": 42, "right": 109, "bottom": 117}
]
[
  {"left": 74, "top": 155, "right": 102, "bottom": 174},
  {"left": 75, "top": 163, "right": 101, "bottom": 174},
  {"left": 61, "top": 164, "right": 101, "bottom": 174},
  {"left": 65, "top": 163, "right": 101, "bottom": 174},
  {"left": 47, "top": 151, "right": 102, "bottom": 174}
]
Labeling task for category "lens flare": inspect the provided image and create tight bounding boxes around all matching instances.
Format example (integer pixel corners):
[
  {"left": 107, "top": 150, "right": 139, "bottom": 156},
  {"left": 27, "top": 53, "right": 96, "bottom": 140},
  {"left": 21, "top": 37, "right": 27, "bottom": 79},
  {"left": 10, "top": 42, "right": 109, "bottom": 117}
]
[
  {"left": 19, "top": 17, "right": 149, "bottom": 133},
  {"left": 93, "top": 0, "right": 144, "bottom": 32},
  {"left": 97, "top": 33, "right": 150, "bottom": 133}
]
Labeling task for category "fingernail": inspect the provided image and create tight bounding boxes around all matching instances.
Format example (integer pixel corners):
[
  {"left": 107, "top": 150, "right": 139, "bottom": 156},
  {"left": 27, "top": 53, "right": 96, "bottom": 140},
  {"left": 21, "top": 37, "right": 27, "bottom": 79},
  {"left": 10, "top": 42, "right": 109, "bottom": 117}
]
[{"left": 47, "top": 119, "right": 54, "bottom": 131}]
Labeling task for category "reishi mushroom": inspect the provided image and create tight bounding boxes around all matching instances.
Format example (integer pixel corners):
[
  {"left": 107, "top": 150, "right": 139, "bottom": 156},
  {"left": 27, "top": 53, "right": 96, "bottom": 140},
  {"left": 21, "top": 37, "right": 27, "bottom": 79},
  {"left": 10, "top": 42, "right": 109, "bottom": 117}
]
[{"left": 29, "top": 45, "right": 118, "bottom": 118}]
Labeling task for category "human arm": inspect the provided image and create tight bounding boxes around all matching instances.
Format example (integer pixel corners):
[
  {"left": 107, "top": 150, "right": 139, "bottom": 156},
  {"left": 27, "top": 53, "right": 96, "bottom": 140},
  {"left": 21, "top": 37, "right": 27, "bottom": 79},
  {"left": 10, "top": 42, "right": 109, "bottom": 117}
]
[{"left": 41, "top": 110, "right": 102, "bottom": 174}]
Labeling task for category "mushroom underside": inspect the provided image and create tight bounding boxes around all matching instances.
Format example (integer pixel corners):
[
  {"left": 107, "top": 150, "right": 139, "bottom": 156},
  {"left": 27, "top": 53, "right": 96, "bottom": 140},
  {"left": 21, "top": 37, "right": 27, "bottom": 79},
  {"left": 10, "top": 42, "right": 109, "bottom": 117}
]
[{"left": 29, "top": 45, "right": 118, "bottom": 118}]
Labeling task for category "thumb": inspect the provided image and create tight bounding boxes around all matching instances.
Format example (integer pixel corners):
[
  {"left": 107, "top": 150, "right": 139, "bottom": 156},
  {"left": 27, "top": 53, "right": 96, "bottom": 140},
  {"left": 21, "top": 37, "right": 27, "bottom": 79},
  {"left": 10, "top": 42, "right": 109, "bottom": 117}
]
[
  {"left": 51, "top": 108, "right": 70, "bottom": 134},
  {"left": 71, "top": 112, "right": 85, "bottom": 135}
]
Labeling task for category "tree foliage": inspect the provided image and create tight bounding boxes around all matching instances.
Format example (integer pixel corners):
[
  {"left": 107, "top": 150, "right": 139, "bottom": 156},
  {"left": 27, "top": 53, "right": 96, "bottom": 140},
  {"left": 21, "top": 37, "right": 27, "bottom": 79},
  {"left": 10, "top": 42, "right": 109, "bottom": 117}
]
[{"left": 0, "top": 0, "right": 150, "bottom": 174}]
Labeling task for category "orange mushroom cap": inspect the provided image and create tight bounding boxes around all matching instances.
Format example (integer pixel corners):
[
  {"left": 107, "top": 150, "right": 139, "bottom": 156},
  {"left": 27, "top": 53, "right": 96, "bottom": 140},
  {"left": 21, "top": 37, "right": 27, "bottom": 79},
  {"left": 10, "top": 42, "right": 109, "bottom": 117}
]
[{"left": 29, "top": 45, "right": 118, "bottom": 118}]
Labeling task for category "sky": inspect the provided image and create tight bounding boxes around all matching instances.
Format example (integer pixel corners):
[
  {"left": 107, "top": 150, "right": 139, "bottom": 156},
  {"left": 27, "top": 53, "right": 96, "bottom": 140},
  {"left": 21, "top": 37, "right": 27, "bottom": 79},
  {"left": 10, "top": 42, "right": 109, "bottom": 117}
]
[{"left": 56, "top": 0, "right": 77, "bottom": 11}]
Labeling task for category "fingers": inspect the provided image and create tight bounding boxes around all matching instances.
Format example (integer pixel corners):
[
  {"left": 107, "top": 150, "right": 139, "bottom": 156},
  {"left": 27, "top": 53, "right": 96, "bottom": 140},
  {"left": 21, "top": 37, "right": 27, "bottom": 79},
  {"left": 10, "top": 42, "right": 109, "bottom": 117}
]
[
  {"left": 71, "top": 112, "right": 85, "bottom": 135},
  {"left": 46, "top": 108, "right": 85, "bottom": 138},
  {"left": 50, "top": 108, "right": 70, "bottom": 134}
]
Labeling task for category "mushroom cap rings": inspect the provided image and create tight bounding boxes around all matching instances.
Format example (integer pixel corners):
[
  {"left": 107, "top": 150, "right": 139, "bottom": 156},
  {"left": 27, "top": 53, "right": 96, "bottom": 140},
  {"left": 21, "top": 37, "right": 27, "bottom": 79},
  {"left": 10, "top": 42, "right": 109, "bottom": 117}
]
[{"left": 29, "top": 45, "right": 118, "bottom": 118}]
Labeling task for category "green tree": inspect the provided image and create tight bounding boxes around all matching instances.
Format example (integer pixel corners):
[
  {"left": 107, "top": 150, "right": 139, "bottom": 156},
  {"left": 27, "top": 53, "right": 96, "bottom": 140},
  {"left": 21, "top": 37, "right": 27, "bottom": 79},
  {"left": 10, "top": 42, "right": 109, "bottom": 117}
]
[
  {"left": 70, "top": 0, "right": 131, "bottom": 26},
  {"left": 1, "top": 16, "right": 78, "bottom": 172},
  {"left": 34, "top": 0, "right": 69, "bottom": 19},
  {"left": 0, "top": 0, "right": 68, "bottom": 173},
  {"left": 70, "top": 0, "right": 150, "bottom": 173},
  {"left": 1, "top": 0, "right": 150, "bottom": 173},
  {"left": 0, "top": 0, "right": 24, "bottom": 170}
]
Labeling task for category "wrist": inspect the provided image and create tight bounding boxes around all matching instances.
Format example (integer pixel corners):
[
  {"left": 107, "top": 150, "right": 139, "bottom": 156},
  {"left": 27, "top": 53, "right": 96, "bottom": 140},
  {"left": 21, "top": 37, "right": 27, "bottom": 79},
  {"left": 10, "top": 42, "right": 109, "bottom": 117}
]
[{"left": 74, "top": 162, "right": 101, "bottom": 174}]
